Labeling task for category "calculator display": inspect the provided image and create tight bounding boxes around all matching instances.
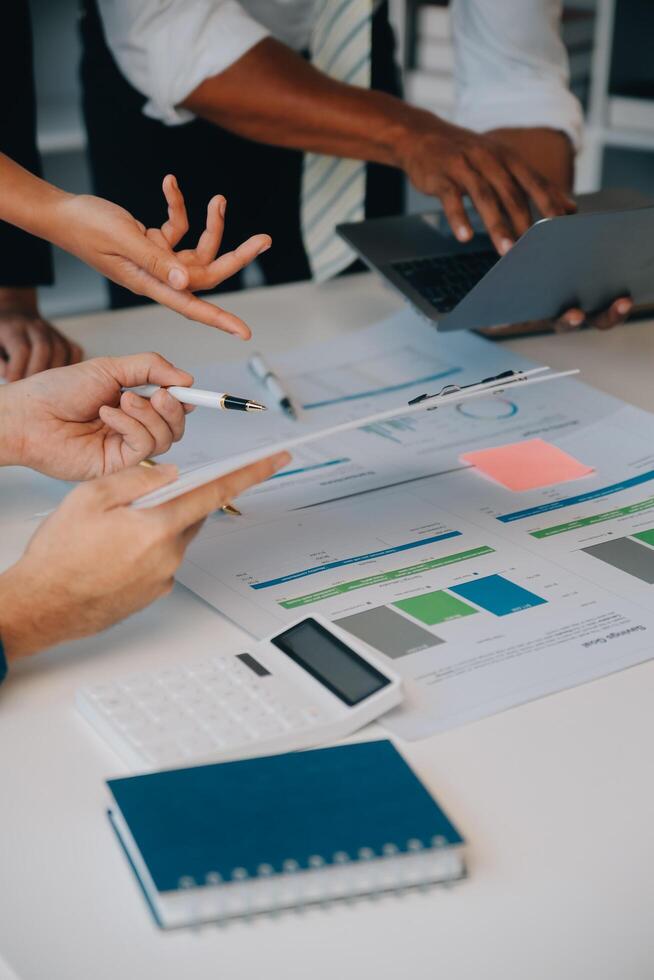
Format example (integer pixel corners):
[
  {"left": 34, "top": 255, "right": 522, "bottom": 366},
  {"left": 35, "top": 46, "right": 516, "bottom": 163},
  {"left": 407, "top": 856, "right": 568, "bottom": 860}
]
[{"left": 271, "top": 619, "right": 390, "bottom": 706}]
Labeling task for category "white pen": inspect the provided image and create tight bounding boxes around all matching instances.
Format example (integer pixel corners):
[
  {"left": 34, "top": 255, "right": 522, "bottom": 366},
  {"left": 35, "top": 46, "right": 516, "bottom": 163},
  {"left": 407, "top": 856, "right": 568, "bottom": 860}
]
[
  {"left": 247, "top": 351, "right": 298, "bottom": 420},
  {"left": 126, "top": 385, "right": 266, "bottom": 413}
]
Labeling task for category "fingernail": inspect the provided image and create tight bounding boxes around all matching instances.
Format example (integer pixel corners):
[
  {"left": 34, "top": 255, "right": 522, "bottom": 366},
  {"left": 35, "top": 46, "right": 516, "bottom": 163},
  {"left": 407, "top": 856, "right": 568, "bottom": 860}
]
[
  {"left": 499, "top": 238, "right": 513, "bottom": 256},
  {"left": 456, "top": 226, "right": 472, "bottom": 242},
  {"left": 257, "top": 242, "right": 271, "bottom": 256},
  {"left": 219, "top": 198, "right": 226, "bottom": 218},
  {"left": 168, "top": 268, "right": 187, "bottom": 289},
  {"left": 617, "top": 299, "right": 632, "bottom": 315}
]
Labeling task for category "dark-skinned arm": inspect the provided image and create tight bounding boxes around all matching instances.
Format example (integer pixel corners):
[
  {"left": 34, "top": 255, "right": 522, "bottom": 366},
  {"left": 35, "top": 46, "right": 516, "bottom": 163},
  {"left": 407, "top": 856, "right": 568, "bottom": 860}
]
[{"left": 182, "top": 37, "right": 575, "bottom": 256}]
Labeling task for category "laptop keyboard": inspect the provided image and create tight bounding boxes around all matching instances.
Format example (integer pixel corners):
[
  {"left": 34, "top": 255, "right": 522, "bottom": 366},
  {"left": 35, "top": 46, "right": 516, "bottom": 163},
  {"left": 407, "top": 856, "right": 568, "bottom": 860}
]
[{"left": 392, "top": 250, "right": 499, "bottom": 312}]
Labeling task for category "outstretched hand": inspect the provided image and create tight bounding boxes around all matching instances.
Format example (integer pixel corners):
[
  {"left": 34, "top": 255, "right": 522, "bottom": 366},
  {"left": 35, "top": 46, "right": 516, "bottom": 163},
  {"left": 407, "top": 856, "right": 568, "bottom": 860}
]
[{"left": 54, "top": 176, "right": 271, "bottom": 338}]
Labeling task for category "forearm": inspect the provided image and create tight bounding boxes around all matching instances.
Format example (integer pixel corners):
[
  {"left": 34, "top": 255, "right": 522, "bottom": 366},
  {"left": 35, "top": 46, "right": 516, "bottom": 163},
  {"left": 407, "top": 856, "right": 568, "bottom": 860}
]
[
  {"left": 0, "top": 383, "right": 24, "bottom": 467},
  {"left": 183, "top": 37, "right": 421, "bottom": 165},
  {"left": 487, "top": 128, "right": 574, "bottom": 193},
  {"left": 0, "top": 565, "right": 42, "bottom": 661},
  {"left": 0, "top": 154, "right": 72, "bottom": 246}
]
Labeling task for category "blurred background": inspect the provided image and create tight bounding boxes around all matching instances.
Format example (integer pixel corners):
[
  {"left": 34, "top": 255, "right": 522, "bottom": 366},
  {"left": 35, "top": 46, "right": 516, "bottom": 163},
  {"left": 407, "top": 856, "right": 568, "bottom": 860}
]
[{"left": 31, "top": 0, "right": 654, "bottom": 317}]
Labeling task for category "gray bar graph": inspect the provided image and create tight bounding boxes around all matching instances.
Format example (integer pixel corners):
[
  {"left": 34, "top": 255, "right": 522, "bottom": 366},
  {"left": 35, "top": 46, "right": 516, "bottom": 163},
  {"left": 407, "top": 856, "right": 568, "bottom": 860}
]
[
  {"left": 336, "top": 606, "right": 442, "bottom": 659},
  {"left": 582, "top": 537, "right": 654, "bottom": 584}
]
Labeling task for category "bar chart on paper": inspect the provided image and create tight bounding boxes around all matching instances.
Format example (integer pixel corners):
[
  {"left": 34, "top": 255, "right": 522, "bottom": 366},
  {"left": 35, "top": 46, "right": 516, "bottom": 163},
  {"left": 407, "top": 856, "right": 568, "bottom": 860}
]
[
  {"left": 179, "top": 473, "right": 654, "bottom": 738},
  {"left": 173, "top": 314, "right": 654, "bottom": 738}
]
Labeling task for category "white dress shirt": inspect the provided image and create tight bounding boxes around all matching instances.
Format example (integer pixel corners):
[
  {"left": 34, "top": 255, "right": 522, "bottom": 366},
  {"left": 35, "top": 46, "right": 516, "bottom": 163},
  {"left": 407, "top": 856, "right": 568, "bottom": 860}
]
[{"left": 95, "top": 0, "right": 583, "bottom": 148}]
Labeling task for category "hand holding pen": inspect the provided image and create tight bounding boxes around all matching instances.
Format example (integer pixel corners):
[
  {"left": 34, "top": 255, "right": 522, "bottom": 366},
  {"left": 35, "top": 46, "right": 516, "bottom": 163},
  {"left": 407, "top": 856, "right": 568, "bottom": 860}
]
[
  {"left": 1, "top": 352, "right": 197, "bottom": 480},
  {"left": 126, "top": 384, "right": 266, "bottom": 413}
]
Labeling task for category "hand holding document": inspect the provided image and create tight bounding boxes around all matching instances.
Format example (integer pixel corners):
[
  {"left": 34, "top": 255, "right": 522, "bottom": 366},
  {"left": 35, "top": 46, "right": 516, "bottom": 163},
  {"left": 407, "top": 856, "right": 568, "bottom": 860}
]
[
  {"left": 164, "top": 312, "right": 654, "bottom": 745},
  {"left": 132, "top": 365, "right": 578, "bottom": 510}
]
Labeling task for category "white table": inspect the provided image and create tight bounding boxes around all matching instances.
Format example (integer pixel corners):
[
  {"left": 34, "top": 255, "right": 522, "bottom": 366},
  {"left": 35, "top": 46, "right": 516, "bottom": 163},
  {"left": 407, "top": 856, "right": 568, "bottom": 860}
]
[{"left": 2, "top": 274, "right": 654, "bottom": 980}]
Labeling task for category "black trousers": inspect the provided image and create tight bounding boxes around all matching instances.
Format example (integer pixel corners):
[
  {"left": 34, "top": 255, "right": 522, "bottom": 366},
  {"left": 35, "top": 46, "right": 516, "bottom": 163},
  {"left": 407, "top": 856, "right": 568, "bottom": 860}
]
[
  {"left": 0, "top": 1, "right": 53, "bottom": 287},
  {"left": 79, "top": 0, "right": 405, "bottom": 308}
]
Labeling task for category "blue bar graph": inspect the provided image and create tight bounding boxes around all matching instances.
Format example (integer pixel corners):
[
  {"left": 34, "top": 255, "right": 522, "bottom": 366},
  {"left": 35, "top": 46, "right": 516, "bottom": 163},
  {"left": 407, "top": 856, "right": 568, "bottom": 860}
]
[
  {"left": 251, "top": 531, "right": 462, "bottom": 590},
  {"left": 497, "top": 469, "right": 654, "bottom": 524},
  {"left": 449, "top": 574, "right": 546, "bottom": 616},
  {"left": 269, "top": 458, "right": 349, "bottom": 480}
]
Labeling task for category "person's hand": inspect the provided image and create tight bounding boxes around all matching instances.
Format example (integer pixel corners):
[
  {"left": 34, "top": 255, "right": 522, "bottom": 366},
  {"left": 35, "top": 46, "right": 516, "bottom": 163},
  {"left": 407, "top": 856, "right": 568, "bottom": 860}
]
[
  {"left": 395, "top": 112, "right": 576, "bottom": 255},
  {"left": 554, "top": 297, "right": 634, "bottom": 333},
  {"left": 0, "top": 287, "right": 83, "bottom": 381},
  {"left": 0, "top": 352, "right": 196, "bottom": 480},
  {"left": 50, "top": 176, "right": 271, "bottom": 339},
  {"left": 0, "top": 452, "right": 290, "bottom": 660},
  {"left": 477, "top": 297, "right": 634, "bottom": 338}
]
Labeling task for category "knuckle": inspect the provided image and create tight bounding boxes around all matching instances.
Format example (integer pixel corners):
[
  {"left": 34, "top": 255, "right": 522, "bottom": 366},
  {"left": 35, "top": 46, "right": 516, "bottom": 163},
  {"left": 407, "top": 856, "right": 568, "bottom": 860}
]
[
  {"left": 146, "top": 350, "right": 169, "bottom": 370},
  {"left": 149, "top": 511, "right": 174, "bottom": 542},
  {"left": 469, "top": 145, "right": 496, "bottom": 169},
  {"left": 143, "top": 432, "right": 157, "bottom": 455},
  {"left": 146, "top": 253, "right": 163, "bottom": 278},
  {"left": 475, "top": 184, "right": 498, "bottom": 207},
  {"left": 69, "top": 479, "right": 101, "bottom": 507},
  {"left": 447, "top": 153, "right": 467, "bottom": 176},
  {"left": 30, "top": 319, "right": 50, "bottom": 336},
  {"left": 527, "top": 169, "right": 548, "bottom": 191}
]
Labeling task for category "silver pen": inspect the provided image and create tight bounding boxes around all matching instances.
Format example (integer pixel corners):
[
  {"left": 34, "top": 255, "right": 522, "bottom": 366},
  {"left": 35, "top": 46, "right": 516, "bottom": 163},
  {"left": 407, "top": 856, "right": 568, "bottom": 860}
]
[{"left": 247, "top": 352, "right": 299, "bottom": 419}]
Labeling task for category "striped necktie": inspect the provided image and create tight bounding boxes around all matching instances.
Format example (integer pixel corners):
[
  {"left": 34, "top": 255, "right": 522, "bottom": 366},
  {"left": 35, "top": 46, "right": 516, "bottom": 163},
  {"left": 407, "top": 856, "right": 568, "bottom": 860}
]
[{"left": 301, "top": 0, "right": 373, "bottom": 283}]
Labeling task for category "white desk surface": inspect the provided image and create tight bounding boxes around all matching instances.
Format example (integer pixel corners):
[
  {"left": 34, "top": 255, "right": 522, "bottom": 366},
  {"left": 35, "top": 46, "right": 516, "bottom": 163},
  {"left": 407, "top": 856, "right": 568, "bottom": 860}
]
[{"left": 2, "top": 274, "right": 654, "bottom": 980}]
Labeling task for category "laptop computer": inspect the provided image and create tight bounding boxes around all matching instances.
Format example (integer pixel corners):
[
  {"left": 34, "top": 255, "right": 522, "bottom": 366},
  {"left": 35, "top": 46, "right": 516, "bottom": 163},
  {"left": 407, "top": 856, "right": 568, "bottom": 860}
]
[{"left": 337, "top": 189, "right": 654, "bottom": 331}]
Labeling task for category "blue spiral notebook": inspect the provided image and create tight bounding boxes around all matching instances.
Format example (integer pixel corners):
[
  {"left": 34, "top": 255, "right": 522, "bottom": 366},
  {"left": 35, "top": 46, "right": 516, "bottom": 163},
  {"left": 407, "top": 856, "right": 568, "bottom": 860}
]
[{"left": 107, "top": 739, "right": 465, "bottom": 928}]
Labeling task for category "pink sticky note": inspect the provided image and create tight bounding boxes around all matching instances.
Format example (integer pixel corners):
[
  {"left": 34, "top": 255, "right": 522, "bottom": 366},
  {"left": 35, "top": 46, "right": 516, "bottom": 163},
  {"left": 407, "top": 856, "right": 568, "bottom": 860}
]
[{"left": 460, "top": 438, "right": 594, "bottom": 492}]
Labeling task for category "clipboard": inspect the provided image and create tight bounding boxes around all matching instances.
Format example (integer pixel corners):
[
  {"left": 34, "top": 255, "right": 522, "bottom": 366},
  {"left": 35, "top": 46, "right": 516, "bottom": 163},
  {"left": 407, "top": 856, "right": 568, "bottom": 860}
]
[{"left": 132, "top": 366, "right": 579, "bottom": 510}]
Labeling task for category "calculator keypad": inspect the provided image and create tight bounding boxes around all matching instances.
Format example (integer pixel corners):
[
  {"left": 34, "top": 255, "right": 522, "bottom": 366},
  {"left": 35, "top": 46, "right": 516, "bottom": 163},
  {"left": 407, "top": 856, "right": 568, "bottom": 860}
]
[{"left": 78, "top": 654, "right": 328, "bottom": 769}]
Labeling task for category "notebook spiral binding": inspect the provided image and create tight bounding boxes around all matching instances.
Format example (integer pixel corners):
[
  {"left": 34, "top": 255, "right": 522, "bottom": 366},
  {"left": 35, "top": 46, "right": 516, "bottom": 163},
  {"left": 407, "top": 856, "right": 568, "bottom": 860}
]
[{"left": 175, "top": 835, "right": 461, "bottom": 923}]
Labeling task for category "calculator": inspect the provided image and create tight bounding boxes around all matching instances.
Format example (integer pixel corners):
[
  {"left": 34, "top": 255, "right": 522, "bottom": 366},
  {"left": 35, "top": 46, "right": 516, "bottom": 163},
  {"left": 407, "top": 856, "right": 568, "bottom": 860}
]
[{"left": 76, "top": 615, "right": 403, "bottom": 772}]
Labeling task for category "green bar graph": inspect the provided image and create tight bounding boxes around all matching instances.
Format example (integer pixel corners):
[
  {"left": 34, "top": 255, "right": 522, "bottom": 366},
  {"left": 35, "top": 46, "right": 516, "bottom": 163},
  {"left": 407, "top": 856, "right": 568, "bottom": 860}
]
[
  {"left": 278, "top": 545, "right": 494, "bottom": 610},
  {"left": 634, "top": 528, "right": 654, "bottom": 548},
  {"left": 531, "top": 496, "right": 654, "bottom": 539},
  {"left": 393, "top": 590, "right": 478, "bottom": 626}
]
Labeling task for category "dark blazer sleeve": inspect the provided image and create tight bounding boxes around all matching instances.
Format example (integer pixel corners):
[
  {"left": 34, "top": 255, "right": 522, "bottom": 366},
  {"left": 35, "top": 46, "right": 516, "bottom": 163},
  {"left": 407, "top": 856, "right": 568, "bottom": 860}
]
[{"left": 0, "top": 0, "right": 54, "bottom": 287}]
